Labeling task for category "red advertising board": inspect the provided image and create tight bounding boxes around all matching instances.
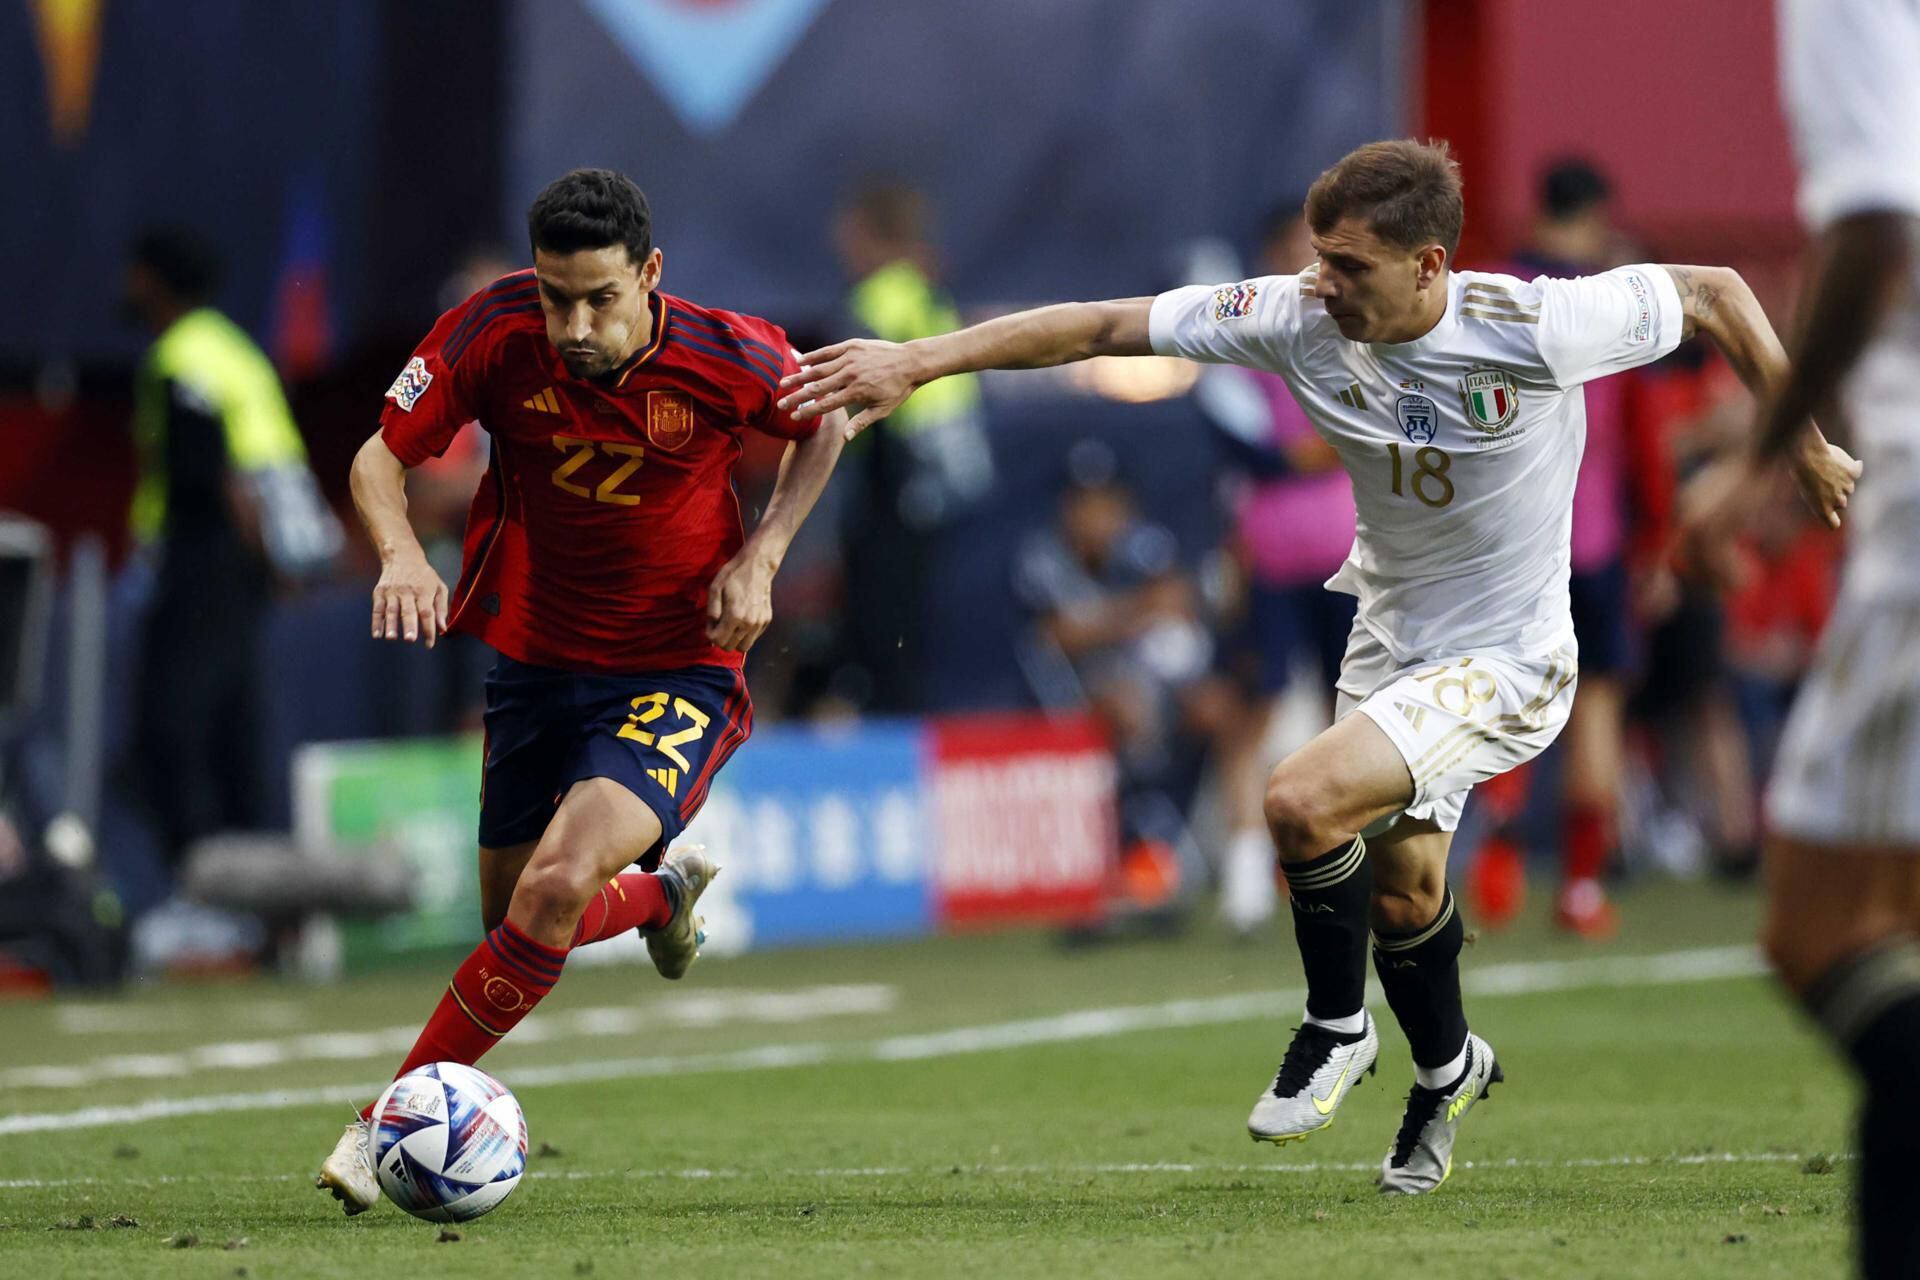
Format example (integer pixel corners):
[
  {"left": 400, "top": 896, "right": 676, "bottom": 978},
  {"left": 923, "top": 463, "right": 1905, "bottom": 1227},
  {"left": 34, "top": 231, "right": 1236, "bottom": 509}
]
[{"left": 928, "top": 713, "right": 1118, "bottom": 927}]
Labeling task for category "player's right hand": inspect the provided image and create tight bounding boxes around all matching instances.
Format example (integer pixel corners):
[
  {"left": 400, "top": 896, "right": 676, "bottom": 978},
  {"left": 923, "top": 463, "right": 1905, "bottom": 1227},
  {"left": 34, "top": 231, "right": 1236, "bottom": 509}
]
[
  {"left": 372, "top": 551, "right": 450, "bottom": 648},
  {"left": 776, "top": 339, "right": 919, "bottom": 440}
]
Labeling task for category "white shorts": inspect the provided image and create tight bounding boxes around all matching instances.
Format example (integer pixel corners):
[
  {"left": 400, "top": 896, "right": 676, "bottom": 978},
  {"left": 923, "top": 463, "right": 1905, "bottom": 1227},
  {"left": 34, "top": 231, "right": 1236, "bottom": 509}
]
[
  {"left": 1768, "top": 595, "right": 1920, "bottom": 847},
  {"left": 1335, "top": 622, "right": 1579, "bottom": 833}
]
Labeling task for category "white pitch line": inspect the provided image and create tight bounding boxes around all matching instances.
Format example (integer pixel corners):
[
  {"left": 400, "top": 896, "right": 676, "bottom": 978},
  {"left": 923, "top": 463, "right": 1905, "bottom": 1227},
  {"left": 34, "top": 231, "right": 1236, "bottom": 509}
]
[
  {"left": 0, "top": 1151, "right": 1845, "bottom": 1192},
  {"left": 0, "top": 945, "right": 1766, "bottom": 1138},
  {"left": 1, "top": 984, "right": 899, "bottom": 1091}
]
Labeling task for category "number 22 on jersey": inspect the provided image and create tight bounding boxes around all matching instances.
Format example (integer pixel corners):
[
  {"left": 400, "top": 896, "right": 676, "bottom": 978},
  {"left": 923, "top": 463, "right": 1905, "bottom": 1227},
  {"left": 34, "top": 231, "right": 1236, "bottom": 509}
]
[{"left": 552, "top": 435, "right": 647, "bottom": 506}]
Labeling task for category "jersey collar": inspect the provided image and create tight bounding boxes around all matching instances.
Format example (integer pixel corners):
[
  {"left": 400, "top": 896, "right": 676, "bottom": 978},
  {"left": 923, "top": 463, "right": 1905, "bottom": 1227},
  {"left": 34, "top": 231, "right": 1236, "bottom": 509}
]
[{"left": 612, "top": 292, "right": 670, "bottom": 388}]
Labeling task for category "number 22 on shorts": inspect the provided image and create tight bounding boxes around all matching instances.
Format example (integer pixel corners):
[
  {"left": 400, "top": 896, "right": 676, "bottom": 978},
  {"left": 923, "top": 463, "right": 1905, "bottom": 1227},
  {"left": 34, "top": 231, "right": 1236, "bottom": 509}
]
[{"left": 617, "top": 692, "right": 711, "bottom": 770}]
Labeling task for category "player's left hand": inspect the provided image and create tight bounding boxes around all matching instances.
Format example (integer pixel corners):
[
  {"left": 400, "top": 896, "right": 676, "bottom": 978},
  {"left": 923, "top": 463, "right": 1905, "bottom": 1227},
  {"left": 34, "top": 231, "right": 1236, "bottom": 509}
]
[
  {"left": 1789, "top": 438, "right": 1862, "bottom": 530},
  {"left": 706, "top": 550, "right": 777, "bottom": 651}
]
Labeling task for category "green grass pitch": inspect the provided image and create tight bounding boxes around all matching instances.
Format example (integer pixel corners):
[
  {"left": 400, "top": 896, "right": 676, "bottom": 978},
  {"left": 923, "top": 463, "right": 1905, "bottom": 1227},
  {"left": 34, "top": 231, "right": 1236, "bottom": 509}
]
[{"left": 0, "top": 880, "right": 1854, "bottom": 1278}]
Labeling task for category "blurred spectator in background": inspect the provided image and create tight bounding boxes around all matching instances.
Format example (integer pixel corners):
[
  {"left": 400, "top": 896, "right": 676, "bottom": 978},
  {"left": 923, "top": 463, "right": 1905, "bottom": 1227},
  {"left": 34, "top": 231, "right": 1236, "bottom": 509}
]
[
  {"left": 1014, "top": 440, "right": 1220, "bottom": 885},
  {"left": 1471, "top": 159, "right": 1641, "bottom": 937},
  {"left": 1629, "top": 367, "right": 1780, "bottom": 877},
  {"left": 830, "top": 178, "right": 994, "bottom": 711},
  {"left": 1194, "top": 205, "right": 1358, "bottom": 935},
  {"left": 122, "top": 225, "right": 336, "bottom": 866},
  {"left": 1722, "top": 515, "right": 1840, "bottom": 792}
]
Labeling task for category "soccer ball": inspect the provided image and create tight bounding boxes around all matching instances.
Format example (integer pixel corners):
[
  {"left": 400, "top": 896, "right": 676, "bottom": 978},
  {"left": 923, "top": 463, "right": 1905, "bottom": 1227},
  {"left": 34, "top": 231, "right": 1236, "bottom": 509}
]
[{"left": 369, "top": 1062, "right": 527, "bottom": 1222}]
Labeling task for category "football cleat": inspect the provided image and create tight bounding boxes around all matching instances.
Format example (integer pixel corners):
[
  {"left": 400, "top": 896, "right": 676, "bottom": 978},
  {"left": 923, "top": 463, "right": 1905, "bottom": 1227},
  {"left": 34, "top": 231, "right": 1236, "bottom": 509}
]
[
  {"left": 315, "top": 1116, "right": 381, "bottom": 1216},
  {"left": 1553, "top": 879, "right": 1619, "bottom": 940},
  {"left": 1247, "top": 1013, "right": 1379, "bottom": 1144},
  {"left": 645, "top": 847, "right": 719, "bottom": 981},
  {"left": 1378, "top": 1032, "right": 1504, "bottom": 1195}
]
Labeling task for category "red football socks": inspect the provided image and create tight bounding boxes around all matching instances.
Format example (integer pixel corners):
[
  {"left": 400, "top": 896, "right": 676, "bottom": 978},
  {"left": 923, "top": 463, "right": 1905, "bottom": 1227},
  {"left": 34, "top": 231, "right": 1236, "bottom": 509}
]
[
  {"left": 571, "top": 873, "right": 673, "bottom": 947},
  {"left": 361, "top": 920, "right": 566, "bottom": 1120},
  {"left": 1562, "top": 801, "right": 1614, "bottom": 884}
]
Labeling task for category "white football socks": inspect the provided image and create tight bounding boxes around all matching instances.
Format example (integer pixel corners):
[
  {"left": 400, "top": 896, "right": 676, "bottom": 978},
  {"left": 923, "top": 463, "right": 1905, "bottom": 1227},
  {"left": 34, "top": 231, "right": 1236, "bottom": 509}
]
[{"left": 1415, "top": 1041, "right": 1469, "bottom": 1091}]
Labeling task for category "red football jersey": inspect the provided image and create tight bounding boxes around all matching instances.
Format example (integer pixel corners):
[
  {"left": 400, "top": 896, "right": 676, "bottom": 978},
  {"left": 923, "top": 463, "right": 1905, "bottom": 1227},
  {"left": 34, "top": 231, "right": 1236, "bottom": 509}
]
[{"left": 379, "top": 271, "right": 819, "bottom": 673}]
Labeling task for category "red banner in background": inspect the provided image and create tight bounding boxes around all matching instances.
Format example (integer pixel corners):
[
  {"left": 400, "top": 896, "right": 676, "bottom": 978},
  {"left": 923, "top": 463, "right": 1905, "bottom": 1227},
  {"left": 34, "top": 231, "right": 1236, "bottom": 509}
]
[{"left": 928, "top": 713, "right": 1117, "bottom": 928}]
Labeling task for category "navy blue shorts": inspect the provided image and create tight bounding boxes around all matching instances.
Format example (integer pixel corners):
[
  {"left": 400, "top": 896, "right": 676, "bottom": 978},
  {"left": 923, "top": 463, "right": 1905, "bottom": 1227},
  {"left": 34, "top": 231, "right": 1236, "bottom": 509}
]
[
  {"left": 1568, "top": 559, "right": 1631, "bottom": 676},
  {"left": 1226, "top": 582, "right": 1358, "bottom": 696},
  {"left": 478, "top": 655, "right": 753, "bottom": 866}
]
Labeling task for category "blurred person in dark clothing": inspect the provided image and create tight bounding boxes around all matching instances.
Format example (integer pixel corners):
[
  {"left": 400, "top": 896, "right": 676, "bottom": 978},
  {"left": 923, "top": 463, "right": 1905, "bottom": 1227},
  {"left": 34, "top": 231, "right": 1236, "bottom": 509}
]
[
  {"left": 1014, "top": 441, "right": 1223, "bottom": 857},
  {"left": 1472, "top": 159, "right": 1643, "bottom": 937},
  {"left": 1198, "top": 205, "right": 1357, "bottom": 934},
  {"left": 830, "top": 179, "right": 993, "bottom": 711},
  {"left": 123, "top": 226, "right": 333, "bottom": 864}
]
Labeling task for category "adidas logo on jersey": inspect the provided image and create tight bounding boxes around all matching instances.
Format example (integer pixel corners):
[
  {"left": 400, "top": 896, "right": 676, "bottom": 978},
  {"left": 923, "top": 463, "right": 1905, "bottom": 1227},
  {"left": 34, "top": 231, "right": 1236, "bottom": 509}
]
[
  {"left": 646, "top": 767, "right": 679, "bottom": 797},
  {"left": 523, "top": 387, "right": 562, "bottom": 414}
]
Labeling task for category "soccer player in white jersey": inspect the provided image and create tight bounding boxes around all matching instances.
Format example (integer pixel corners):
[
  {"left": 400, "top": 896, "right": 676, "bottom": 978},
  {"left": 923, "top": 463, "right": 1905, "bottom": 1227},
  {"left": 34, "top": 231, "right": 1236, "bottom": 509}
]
[
  {"left": 781, "top": 138, "right": 1860, "bottom": 1194},
  {"left": 1683, "top": 1, "right": 1918, "bottom": 1272}
]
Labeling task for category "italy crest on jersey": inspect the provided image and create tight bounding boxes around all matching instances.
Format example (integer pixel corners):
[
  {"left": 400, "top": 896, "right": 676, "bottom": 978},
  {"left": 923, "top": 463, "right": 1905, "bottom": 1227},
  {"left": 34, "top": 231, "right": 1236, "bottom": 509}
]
[
  {"left": 1395, "top": 393, "right": 1439, "bottom": 444},
  {"left": 646, "top": 390, "right": 695, "bottom": 451},
  {"left": 1459, "top": 367, "right": 1519, "bottom": 433}
]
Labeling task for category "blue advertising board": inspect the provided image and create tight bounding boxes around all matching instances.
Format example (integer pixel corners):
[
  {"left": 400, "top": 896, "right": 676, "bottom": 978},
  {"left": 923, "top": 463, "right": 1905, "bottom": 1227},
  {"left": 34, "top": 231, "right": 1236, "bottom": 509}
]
[{"left": 678, "top": 721, "right": 934, "bottom": 951}]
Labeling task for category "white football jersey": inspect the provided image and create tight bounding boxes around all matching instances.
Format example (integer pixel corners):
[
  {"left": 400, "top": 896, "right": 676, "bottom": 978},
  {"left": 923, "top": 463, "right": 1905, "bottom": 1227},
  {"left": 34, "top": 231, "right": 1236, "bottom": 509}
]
[
  {"left": 1150, "top": 265, "right": 1684, "bottom": 662},
  {"left": 1781, "top": 0, "right": 1920, "bottom": 601}
]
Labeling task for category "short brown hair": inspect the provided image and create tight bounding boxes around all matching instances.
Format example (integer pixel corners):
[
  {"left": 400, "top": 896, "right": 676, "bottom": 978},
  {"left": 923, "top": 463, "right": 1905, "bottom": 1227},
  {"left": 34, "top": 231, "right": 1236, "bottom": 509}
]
[{"left": 1305, "top": 139, "right": 1464, "bottom": 259}]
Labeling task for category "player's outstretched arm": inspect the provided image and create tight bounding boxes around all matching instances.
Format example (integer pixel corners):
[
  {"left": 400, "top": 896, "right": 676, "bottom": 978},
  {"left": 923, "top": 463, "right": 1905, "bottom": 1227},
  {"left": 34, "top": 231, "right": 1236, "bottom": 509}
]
[
  {"left": 1663, "top": 264, "right": 1860, "bottom": 528},
  {"left": 349, "top": 432, "right": 450, "bottom": 647},
  {"left": 705, "top": 408, "right": 850, "bottom": 652},
  {"left": 1751, "top": 212, "right": 1912, "bottom": 461},
  {"left": 776, "top": 298, "right": 1156, "bottom": 439}
]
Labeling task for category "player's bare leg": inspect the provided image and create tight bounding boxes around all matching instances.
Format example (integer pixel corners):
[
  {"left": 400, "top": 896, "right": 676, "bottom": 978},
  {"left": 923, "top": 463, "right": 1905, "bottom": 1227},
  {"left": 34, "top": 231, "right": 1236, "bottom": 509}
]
[
  {"left": 317, "top": 840, "right": 538, "bottom": 1214},
  {"left": 1248, "top": 714, "right": 1410, "bottom": 1144},
  {"left": 479, "top": 840, "right": 541, "bottom": 932},
  {"left": 1370, "top": 816, "right": 1501, "bottom": 1194},
  {"left": 1765, "top": 835, "right": 1920, "bottom": 1277},
  {"left": 1217, "top": 693, "right": 1283, "bottom": 935},
  {"left": 317, "top": 780, "right": 711, "bottom": 1216},
  {"left": 1555, "top": 678, "right": 1624, "bottom": 937}
]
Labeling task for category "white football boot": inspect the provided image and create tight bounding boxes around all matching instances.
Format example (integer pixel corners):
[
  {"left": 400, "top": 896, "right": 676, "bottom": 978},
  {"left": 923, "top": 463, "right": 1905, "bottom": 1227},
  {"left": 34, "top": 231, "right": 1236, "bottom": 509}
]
[
  {"left": 315, "top": 1116, "right": 380, "bottom": 1216},
  {"left": 645, "top": 848, "right": 720, "bottom": 980},
  {"left": 1378, "top": 1032, "right": 1504, "bottom": 1195},
  {"left": 1247, "top": 1013, "right": 1380, "bottom": 1144}
]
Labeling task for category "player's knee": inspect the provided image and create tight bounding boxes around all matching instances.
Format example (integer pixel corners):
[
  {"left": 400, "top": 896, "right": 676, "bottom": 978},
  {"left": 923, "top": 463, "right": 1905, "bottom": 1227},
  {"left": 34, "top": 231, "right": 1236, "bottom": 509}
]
[
  {"left": 1370, "top": 884, "right": 1445, "bottom": 934},
  {"left": 1762, "top": 907, "right": 1863, "bottom": 995},
  {"left": 1262, "top": 774, "right": 1346, "bottom": 862},
  {"left": 510, "top": 858, "right": 602, "bottom": 928}
]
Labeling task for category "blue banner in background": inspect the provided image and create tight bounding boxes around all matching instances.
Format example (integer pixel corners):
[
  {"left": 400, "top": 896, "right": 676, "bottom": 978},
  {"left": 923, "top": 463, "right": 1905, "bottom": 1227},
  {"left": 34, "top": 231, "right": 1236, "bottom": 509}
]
[
  {"left": 682, "top": 721, "right": 933, "bottom": 951},
  {"left": 509, "top": 0, "right": 1406, "bottom": 320}
]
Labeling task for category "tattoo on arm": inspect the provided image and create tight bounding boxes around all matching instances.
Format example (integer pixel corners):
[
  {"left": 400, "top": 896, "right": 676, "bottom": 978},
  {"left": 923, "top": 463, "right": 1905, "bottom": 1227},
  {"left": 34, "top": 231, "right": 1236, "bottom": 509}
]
[{"left": 1666, "top": 266, "right": 1722, "bottom": 341}]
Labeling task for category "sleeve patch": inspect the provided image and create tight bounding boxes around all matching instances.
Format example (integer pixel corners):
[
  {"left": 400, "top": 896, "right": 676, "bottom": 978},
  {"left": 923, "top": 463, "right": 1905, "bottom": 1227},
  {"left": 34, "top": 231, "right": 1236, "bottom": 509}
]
[
  {"left": 386, "top": 357, "right": 433, "bottom": 411},
  {"left": 1625, "top": 272, "right": 1652, "bottom": 344},
  {"left": 1211, "top": 281, "right": 1260, "bottom": 321}
]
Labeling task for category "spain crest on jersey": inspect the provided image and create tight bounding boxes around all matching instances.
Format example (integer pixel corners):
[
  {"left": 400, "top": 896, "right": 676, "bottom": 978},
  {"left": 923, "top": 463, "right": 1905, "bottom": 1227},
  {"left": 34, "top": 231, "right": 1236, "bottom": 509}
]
[
  {"left": 646, "top": 390, "right": 695, "bottom": 451},
  {"left": 1458, "top": 367, "right": 1519, "bottom": 433}
]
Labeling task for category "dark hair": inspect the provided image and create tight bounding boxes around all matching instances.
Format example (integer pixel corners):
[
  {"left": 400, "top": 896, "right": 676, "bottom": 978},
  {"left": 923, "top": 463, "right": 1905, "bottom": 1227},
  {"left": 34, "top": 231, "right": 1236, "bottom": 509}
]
[
  {"left": 1305, "top": 139, "right": 1464, "bottom": 259},
  {"left": 130, "top": 225, "right": 221, "bottom": 302},
  {"left": 1539, "top": 157, "right": 1611, "bottom": 221},
  {"left": 527, "top": 168, "right": 652, "bottom": 264}
]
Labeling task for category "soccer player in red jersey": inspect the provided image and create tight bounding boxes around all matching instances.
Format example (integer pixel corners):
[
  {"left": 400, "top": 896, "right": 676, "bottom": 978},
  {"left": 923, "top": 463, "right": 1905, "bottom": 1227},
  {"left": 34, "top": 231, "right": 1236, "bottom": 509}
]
[{"left": 315, "top": 170, "right": 847, "bottom": 1214}]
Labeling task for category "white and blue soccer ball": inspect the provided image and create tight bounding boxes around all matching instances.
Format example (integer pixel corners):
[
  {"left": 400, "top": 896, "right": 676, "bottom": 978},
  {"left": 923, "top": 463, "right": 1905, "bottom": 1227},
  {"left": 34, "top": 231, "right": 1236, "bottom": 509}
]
[{"left": 369, "top": 1062, "right": 527, "bottom": 1222}]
